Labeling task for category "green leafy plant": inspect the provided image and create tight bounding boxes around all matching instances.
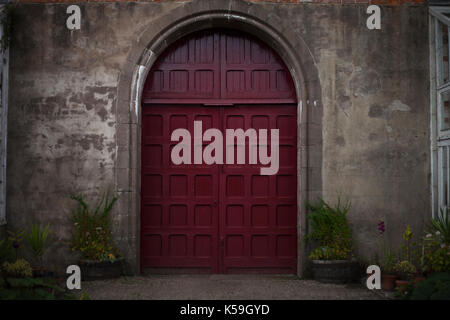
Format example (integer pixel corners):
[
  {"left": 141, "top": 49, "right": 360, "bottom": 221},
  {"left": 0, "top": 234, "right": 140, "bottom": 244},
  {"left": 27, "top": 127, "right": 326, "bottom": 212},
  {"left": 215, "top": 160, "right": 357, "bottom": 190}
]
[
  {"left": 0, "top": 238, "right": 14, "bottom": 264},
  {"left": 1, "top": 259, "right": 33, "bottom": 278},
  {"left": 0, "top": 276, "right": 75, "bottom": 300},
  {"left": 394, "top": 280, "right": 415, "bottom": 300},
  {"left": 26, "top": 223, "right": 52, "bottom": 269},
  {"left": 70, "top": 191, "right": 120, "bottom": 262},
  {"left": 422, "top": 235, "right": 450, "bottom": 273},
  {"left": 374, "top": 220, "right": 398, "bottom": 274},
  {"left": 394, "top": 225, "right": 424, "bottom": 274},
  {"left": 0, "top": 257, "right": 75, "bottom": 300},
  {"left": 422, "top": 208, "right": 450, "bottom": 273},
  {"left": 305, "top": 198, "right": 353, "bottom": 260},
  {"left": 393, "top": 260, "right": 417, "bottom": 280},
  {"left": 309, "top": 246, "right": 352, "bottom": 260},
  {"left": 80, "top": 292, "right": 91, "bottom": 300},
  {"left": 380, "top": 248, "right": 397, "bottom": 274},
  {"left": 426, "top": 207, "right": 450, "bottom": 244},
  {"left": 410, "top": 272, "right": 450, "bottom": 300},
  {"left": 401, "top": 225, "right": 414, "bottom": 263},
  {"left": 7, "top": 230, "right": 25, "bottom": 260},
  {"left": 414, "top": 242, "right": 427, "bottom": 275}
]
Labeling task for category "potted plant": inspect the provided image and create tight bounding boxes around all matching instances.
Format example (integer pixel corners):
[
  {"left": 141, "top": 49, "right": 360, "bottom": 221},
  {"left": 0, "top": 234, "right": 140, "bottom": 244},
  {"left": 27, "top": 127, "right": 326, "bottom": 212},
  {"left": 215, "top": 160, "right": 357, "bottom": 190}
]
[
  {"left": 374, "top": 221, "right": 399, "bottom": 291},
  {"left": 1, "top": 258, "right": 33, "bottom": 279},
  {"left": 392, "top": 225, "right": 419, "bottom": 292},
  {"left": 7, "top": 230, "right": 25, "bottom": 261},
  {"left": 305, "top": 198, "right": 357, "bottom": 284},
  {"left": 0, "top": 235, "right": 15, "bottom": 264},
  {"left": 393, "top": 260, "right": 416, "bottom": 293},
  {"left": 399, "top": 224, "right": 430, "bottom": 286},
  {"left": 70, "top": 191, "right": 123, "bottom": 280},
  {"left": 380, "top": 249, "right": 398, "bottom": 291},
  {"left": 0, "top": 258, "right": 73, "bottom": 300},
  {"left": 25, "top": 222, "right": 53, "bottom": 278},
  {"left": 413, "top": 242, "right": 427, "bottom": 286},
  {"left": 422, "top": 207, "right": 450, "bottom": 275}
]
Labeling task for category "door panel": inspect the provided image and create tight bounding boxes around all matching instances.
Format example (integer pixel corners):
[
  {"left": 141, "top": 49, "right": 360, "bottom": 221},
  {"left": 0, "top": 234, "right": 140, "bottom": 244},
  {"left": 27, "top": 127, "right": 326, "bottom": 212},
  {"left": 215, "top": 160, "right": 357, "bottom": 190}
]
[
  {"left": 142, "top": 29, "right": 296, "bottom": 105},
  {"left": 141, "top": 105, "right": 221, "bottom": 273},
  {"left": 220, "top": 105, "right": 297, "bottom": 274}
]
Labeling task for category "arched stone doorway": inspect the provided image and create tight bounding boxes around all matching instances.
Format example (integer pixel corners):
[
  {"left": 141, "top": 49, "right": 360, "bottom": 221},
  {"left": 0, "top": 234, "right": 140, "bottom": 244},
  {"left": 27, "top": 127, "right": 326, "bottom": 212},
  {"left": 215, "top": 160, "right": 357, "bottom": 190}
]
[
  {"left": 140, "top": 29, "right": 298, "bottom": 274},
  {"left": 115, "top": 1, "right": 322, "bottom": 277}
]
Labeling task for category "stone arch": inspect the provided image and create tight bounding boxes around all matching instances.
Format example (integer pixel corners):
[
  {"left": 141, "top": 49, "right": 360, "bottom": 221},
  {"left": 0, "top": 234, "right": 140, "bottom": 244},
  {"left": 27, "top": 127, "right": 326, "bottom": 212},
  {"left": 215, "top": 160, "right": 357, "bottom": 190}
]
[{"left": 115, "top": 0, "right": 322, "bottom": 277}]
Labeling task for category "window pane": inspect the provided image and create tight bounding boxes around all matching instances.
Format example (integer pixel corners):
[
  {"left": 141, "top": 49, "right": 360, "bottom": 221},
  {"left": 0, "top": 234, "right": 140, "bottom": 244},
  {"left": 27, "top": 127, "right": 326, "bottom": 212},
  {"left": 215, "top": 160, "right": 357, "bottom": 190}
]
[
  {"left": 440, "top": 90, "right": 450, "bottom": 131},
  {"left": 443, "top": 146, "right": 449, "bottom": 208},
  {"left": 437, "top": 21, "right": 449, "bottom": 85}
]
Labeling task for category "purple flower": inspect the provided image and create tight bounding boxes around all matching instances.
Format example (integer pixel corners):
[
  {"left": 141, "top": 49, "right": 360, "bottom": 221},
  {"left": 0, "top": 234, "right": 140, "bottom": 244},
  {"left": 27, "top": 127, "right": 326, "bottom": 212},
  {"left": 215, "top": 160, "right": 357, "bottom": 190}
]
[{"left": 378, "top": 221, "right": 385, "bottom": 235}]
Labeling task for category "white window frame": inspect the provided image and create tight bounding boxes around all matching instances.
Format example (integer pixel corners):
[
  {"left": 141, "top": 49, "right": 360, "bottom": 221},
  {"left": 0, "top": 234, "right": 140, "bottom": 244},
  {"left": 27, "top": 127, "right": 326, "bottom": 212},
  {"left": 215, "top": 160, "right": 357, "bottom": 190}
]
[
  {"left": 437, "top": 140, "right": 450, "bottom": 210},
  {"left": 430, "top": 6, "right": 450, "bottom": 218}
]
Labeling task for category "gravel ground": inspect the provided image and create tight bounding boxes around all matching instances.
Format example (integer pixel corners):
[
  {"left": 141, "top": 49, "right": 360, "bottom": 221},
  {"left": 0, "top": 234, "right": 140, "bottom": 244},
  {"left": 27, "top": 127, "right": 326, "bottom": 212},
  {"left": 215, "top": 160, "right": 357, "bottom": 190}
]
[{"left": 76, "top": 274, "right": 384, "bottom": 300}]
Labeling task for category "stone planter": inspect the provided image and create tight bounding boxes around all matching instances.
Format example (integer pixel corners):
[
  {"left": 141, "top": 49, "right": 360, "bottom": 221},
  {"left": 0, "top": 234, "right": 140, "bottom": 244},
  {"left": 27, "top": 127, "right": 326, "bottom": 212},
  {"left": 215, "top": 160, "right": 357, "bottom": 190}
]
[
  {"left": 80, "top": 258, "right": 124, "bottom": 281},
  {"left": 311, "top": 260, "right": 358, "bottom": 284},
  {"left": 33, "top": 268, "right": 55, "bottom": 279}
]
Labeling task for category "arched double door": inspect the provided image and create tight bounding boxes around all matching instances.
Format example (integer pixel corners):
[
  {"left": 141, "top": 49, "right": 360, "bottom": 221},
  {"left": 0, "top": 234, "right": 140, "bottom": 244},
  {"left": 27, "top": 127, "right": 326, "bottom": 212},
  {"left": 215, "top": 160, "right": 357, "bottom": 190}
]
[{"left": 140, "top": 29, "right": 298, "bottom": 274}]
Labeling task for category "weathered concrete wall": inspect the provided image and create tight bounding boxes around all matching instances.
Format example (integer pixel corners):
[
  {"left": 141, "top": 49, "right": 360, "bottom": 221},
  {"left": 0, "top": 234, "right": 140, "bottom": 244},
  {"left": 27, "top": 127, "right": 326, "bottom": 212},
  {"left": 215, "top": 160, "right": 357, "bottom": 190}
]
[
  {"left": 7, "top": 1, "right": 429, "bottom": 273},
  {"left": 315, "top": 6, "right": 429, "bottom": 258},
  {"left": 7, "top": 2, "right": 185, "bottom": 273}
]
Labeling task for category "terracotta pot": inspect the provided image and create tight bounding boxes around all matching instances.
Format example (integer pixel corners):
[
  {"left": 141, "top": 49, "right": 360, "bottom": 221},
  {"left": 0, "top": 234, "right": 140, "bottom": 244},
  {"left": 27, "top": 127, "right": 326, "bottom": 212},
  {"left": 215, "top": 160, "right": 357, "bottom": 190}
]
[
  {"left": 413, "top": 275, "right": 426, "bottom": 286},
  {"left": 395, "top": 279, "right": 410, "bottom": 293},
  {"left": 381, "top": 273, "right": 398, "bottom": 291}
]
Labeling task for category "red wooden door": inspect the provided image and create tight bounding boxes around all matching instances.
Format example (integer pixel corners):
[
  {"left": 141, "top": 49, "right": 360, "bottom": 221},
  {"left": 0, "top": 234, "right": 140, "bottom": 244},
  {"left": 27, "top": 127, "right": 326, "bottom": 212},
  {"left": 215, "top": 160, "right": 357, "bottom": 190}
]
[
  {"left": 220, "top": 105, "right": 297, "bottom": 273},
  {"left": 141, "top": 29, "right": 297, "bottom": 274},
  {"left": 141, "top": 105, "right": 221, "bottom": 272}
]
